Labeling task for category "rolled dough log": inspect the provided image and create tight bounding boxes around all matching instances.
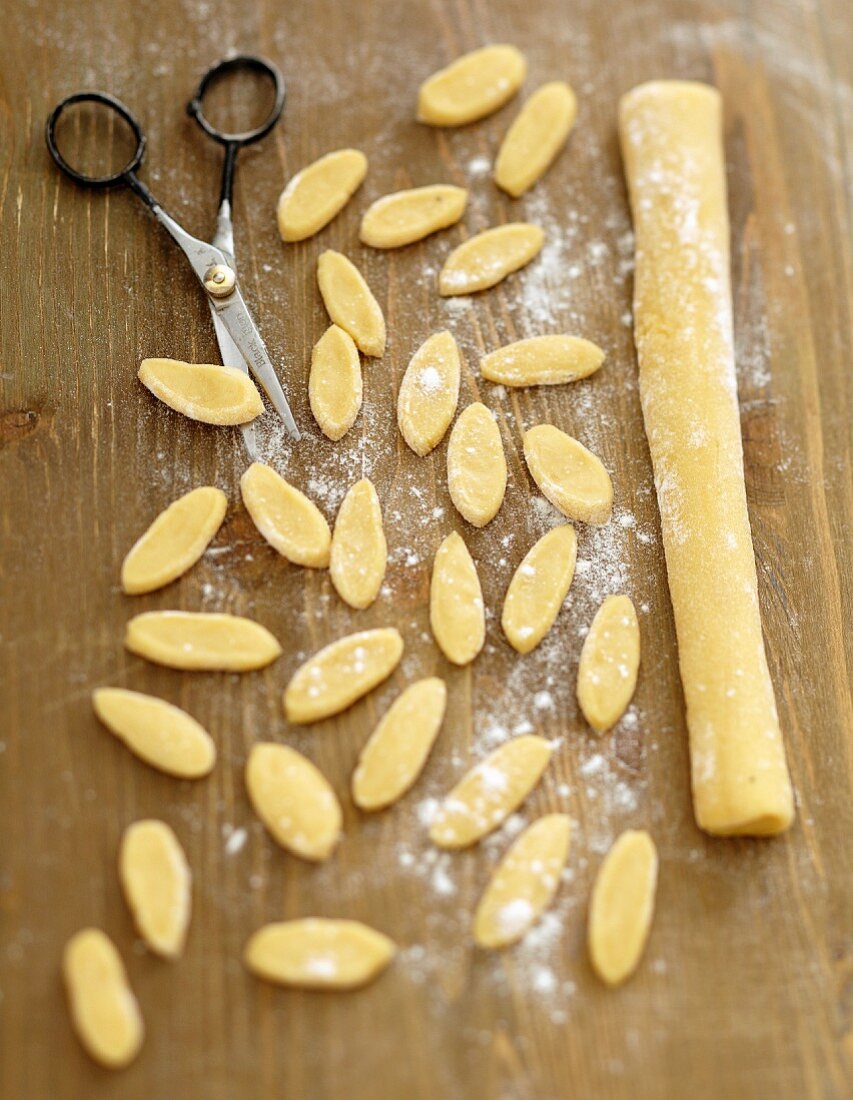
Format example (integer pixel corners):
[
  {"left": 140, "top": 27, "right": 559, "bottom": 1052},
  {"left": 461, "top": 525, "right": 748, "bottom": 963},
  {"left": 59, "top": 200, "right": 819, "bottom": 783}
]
[{"left": 619, "top": 81, "right": 794, "bottom": 836}]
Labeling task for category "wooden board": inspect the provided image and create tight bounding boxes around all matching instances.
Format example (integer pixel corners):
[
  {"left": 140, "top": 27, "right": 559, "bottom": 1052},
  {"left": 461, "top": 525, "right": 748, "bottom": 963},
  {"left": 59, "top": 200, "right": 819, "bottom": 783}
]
[{"left": 1, "top": 0, "right": 850, "bottom": 1096}]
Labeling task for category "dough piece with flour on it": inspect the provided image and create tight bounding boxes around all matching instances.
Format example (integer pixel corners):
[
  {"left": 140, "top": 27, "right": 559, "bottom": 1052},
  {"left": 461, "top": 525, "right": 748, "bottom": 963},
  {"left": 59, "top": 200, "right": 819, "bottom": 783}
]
[
  {"left": 121, "top": 486, "right": 227, "bottom": 595},
  {"left": 277, "top": 149, "right": 367, "bottom": 242},
  {"left": 352, "top": 678, "right": 447, "bottom": 810},
  {"left": 309, "top": 325, "right": 363, "bottom": 441},
  {"left": 397, "top": 331, "right": 461, "bottom": 456},
  {"left": 494, "top": 81, "right": 577, "bottom": 197},
  {"left": 430, "top": 532, "right": 485, "bottom": 665},
  {"left": 502, "top": 524, "right": 577, "bottom": 654},
  {"left": 360, "top": 185, "right": 467, "bottom": 248},
  {"left": 417, "top": 46, "right": 527, "bottom": 126},
  {"left": 138, "top": 359, "right": 263, "bottom": 425},
  {"left": 447, "top": 402, "right": 507, "bottom": 527},
  {"left": 284, "top": 629, "right": 404, "bottom": 723},
  {"left": 317, "top": 251, "right": 386, "bottom": 357},
  {"left": 245, "top": 920, "right": 395, "bottom": 990},
  {"left": 330, "top": 478, "right": 386, "bottom": 609},
  {"left": 619, "top": 80, "right": 794, "bottom": 836},
  {"left": 473, "top": 814, "right": 572, "bottom": 948},
  {"left": 439, "top": 224, "right": 544, "bottom": 296}
]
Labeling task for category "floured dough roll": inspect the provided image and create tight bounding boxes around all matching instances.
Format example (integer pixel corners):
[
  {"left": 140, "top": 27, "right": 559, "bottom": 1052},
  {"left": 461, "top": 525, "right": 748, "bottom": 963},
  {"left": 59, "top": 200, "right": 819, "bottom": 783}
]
[{"left": 619, "top": 81, "right": 794, "bottom": 836}]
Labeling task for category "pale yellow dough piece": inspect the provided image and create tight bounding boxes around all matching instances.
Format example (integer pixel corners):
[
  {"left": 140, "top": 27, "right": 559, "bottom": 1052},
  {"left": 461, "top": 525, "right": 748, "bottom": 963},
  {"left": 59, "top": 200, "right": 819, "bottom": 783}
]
[
  {"left": 309, "top": 325, "right": 363, "bottom": 441},
  {"left": 397, "top": 330, "right": 461, "bottom": 456},
  {"left": 138, "top": 358, "right": 263, "bottom": 425},
  {"left": 429, "top": 531, "right": 485, "bottom": 666},
  {"left": 245, "top": 919, "right": 396, "bottom": 990},
  {"left": 240, "top": 461, "right": 331, "bottom": 567},
  {"left": 495, "top": 81, "right": 578, "bottom": 197},
  {"left": 119, "top": 820, "right": 191, "bottom": 958},
  {"left": 447, "top": 402, "right": 507, "bottom": 527},
  {"left": 317, "top": 250, "right": 386, "bottom": 357},
  {"left": 523, "top": 424, "right": 613, "bottom": 525},
  {"left": 620, "top": 81, "right": 794, "bottom": 836},
  {"left": 62, "top": 929, "right": 143, "bottom": 1069},
  {"left": 588, "top": 829, "right": 658, "bottom": 986},
  {"left": 417, "top": 45, "right": 527, "bottom": 126},
  {"left": 277, "top": 148, "right": 367, "bottom": 242},
  {"left": 121, "top": 486, "right": 227, "bottom": 595},
  {"left": 352, "top": 678, "right": 447, "bottom": 810},
  {"left": 577, "top": 595, "right": 640, "bottom": 732},
  {"left": 429, "top": 735, "right": 553, "bottom": 849},
  {"left": 284, "top": 628, "right": 404, "bottom": 724},
  {"left": 360, "top": 185, "right": 468, "bottom": 248},
  {"left": 473, "top": 814, "right": 571, "bottom": 948},
  {"left": 92, "top": 688, "right": 216, "bottom": 778},
  {"left": 481, "top": 335, "right": 604, "bottom": 387},
  {"left": 502, "top": 525, "right": 577, "bottom": 654},
  {"left": 246, "top": 743, "right": 342, "bottom": 861},
  {"left": 125, "top": 611, "right": 281, "bottom": 671},
  {"left": 330, "top": 478, "right": 386, "bottom": 609},
  {"left": 439, "top": 224, "right": 543, "bottom": 296}
]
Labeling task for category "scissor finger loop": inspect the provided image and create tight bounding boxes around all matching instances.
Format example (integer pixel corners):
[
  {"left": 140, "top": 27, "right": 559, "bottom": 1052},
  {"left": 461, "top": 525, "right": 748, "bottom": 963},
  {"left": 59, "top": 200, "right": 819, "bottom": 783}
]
[
  {"left": 45, "top": 91, "right": 147, "bottom": 187},
  {"left": 186, "top": 54, "right": 285, "bottom": 147}
]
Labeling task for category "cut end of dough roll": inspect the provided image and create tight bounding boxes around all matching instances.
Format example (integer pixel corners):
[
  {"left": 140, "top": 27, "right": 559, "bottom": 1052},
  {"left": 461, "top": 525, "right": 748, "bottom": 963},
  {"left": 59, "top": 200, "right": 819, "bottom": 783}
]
[{"left": 619, "top": 79, "right": 722, "bottom": 127}]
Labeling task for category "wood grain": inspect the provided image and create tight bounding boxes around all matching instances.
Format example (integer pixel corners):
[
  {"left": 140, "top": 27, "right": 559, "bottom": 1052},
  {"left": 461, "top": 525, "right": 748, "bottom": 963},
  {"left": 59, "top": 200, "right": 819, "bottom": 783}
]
[{"left": 1, "top": 0, "right": 850, "bottom": 1097}]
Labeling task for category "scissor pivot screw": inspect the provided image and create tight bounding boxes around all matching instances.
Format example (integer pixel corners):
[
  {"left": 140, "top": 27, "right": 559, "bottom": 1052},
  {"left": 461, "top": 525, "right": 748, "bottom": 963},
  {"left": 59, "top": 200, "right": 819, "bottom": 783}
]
[{"left": 204, "top": 263, "right": 236, "bottom": 298}]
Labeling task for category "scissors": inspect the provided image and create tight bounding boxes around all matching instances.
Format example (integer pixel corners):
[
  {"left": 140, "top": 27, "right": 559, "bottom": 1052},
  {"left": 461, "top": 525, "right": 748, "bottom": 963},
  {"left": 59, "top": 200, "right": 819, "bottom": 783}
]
[{"left": 45, "top": 54, "right": 300, "bottom": 458}]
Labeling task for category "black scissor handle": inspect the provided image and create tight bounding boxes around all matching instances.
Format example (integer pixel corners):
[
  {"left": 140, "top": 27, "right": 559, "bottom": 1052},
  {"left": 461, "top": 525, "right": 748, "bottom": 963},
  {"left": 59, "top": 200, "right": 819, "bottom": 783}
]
[
  {"left": 45, "top": 91, "right": 147, "bottom": 188},
  {"left": 186, "top": 54, "right": 285, "bottom": 147}
]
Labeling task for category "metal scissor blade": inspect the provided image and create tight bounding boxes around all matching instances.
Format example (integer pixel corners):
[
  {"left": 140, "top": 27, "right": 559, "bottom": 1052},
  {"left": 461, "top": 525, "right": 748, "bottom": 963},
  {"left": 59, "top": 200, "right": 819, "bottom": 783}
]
[
  {"left": 152, "top": 202, "right": 300, "bottom": 443},
  {"left": 213, "top": 287, "right": 301, "bottom": 441},
  {"left": 209, "top": 302, "right": 258, "bottom": 461}
]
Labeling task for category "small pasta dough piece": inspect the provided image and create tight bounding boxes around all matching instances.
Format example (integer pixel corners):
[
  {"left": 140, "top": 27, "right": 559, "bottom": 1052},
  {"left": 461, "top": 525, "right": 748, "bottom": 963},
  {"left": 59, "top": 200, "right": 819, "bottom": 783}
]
[
  {"left": 246, "top": 743, "right": 342, "bottom": 861},
  {"left": 502, "top": 525, "right": 577, "bottom": 654},
  {"left": 138, "top": 358, "right": 263, "bottom": 425},
  {"left": 429, "top": 736, "right": 553, "bottom": 849},
  {"left": 62, "top": 929, "right": 143, "bottom": 1069},
  {"left": 439, "top": 224, "right": 544, "bottom": 296},
  {"left": 92, "top": 688, "right": 216, "bottom": 778},
  {"left": 284, "top": 628, "right": 404, "bottom": 724},
  {"left": 245, "top": 919, "right": 396, "bottom": 990},
  {"left": 588, "top": 830, "right": 658, "bottom": 986},
  {"left": 495, "top": 81, "right": 577, "bottom": 197},
  {"left": 119, "top": 820, "right": 191, "bottom": 959},
  {"left": 417, "top": 45, "right": 527, "bottom": 126},
  {"left": 523, "top": 424, "right": 613, "bottom": 525},
  {"left": 577, "top": 595, "right": 641, "bottom": 732},
  {"left": 447, "top": 402, "right": 507, "bottom": 527},
  {"left": 352, "top": 678, "right": 447, "bottom": 810},
  {"left": 277, "top": 148, "right": 367, "bottom": 242},
  {"left": 309, "top": 325, "right": 363, "bottom": 441},
  {"left": 121, "top": 486, "right": 227, "bottom": 595},
  {"left": 330, "top": 479, "right": 386, "bottom": 609},
  {"left": 360, "top": 185, "right": 468, "bottom": 248},
  {"left": 429, "top": 531, "right": 485, "bottom": 666},
  {"left": 240, "top": 461, "right": 331, "bottom": 567},
  {"left": 317, "top": 250, "right": 386, "bottom": 357},
  {"left": 473, "top": 814, "right": 572, "bottom": 948},
  {"left": 125, "top": 611, "right": 281, "bottom": 671},
  {"left": 481, "top": 335, "right": 604, "bottom": 388},
  {"left": 397, "top": 331, "right": 461, "bottom": 456}
]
